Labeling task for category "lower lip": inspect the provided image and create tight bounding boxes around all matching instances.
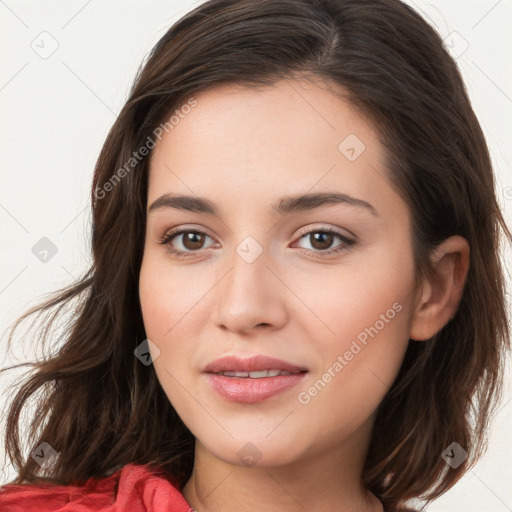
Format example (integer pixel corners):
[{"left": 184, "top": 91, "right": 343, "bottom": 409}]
[{"left": 204, "top": 372, "right": 308, "bottom": 403}]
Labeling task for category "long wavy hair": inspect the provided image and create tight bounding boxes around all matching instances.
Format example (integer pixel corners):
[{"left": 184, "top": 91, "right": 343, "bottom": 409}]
[{"left": 1, "top": 0, "right": 510, "bottom": 510}]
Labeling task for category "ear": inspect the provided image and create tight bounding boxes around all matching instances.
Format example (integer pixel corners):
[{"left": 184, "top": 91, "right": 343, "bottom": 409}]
[{"left": 409, "top": 236, "right": 470, "bottom": 341}]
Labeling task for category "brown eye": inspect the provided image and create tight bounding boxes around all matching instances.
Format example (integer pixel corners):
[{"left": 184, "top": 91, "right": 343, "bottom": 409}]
[
  {"left": 294, "top": 228, "right": 355, "bottom": 257},
  {"left": 181, "top": 231, "right": 207, "bottom": 251},
  {"left": 309, "top": 232, "right": 335, "bottom": 251},
  {"left": 159, "top": 229, "right": 216, "bottom": 257}
]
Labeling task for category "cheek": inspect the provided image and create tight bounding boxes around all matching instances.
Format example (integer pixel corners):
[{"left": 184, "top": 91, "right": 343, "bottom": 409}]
[
  {"left": 292, "top": 246, "right": 414, "bottom": 400},
  {"left": 292, "top": 245, "right": 414, "bottom": 346},
  {"left": 138, "top": 254, "right": 216, "bottom": 400},
  {"left": 139, "top": 251, "right": 209, "bottom": 342},
  {"left": 291, "top": 289, "right": 412, "bottom": 438},
  {"left": 139, "top": 257, "right": 199, "bottom": 419}
]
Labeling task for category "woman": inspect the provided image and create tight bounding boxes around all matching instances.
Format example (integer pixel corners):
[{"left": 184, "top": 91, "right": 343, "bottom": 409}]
[{"left": 0, "top": 0, "right": 509, "bottom": 511}]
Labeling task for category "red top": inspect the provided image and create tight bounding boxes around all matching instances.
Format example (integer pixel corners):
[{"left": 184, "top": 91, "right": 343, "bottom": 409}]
[{"left": 0, "top": 463, "right": 194, "bottom": 512}]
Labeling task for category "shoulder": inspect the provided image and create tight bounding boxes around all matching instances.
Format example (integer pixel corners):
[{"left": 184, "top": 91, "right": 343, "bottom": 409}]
[{"left": 0, "top": 463, "right": 193, "bottom": 512}]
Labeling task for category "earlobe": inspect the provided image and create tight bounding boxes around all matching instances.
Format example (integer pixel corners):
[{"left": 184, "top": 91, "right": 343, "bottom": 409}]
[{"left": 409, "top": 236, "right": 470, "bottom": 342}]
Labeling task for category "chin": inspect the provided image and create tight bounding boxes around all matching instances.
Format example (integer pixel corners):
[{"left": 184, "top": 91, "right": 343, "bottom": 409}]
[{"left": 197, "top": 432, "right": 306, "bottom": 469}]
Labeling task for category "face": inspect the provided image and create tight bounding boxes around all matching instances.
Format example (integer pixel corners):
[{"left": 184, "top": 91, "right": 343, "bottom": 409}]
[{"left": 139, "top": 77, "right": 419, "bottom": 468}]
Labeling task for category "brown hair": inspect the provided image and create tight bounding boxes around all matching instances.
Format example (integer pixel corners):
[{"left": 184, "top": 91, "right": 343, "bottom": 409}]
[{"left": 1, "top": 0, "right": 510, "bottom": 510}]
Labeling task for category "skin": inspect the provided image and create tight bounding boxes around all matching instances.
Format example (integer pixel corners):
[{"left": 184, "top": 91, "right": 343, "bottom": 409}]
[{"left": 138, "top": 77, "right": 470, "bottom": 512}]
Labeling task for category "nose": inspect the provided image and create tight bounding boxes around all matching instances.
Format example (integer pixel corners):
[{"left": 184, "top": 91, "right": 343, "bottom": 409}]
[{"left": 211, "top": 242, "right": 288, "bottom": 334}]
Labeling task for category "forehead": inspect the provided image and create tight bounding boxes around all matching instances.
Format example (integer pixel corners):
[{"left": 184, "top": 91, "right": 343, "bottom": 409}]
[
  {"left": 151, "top": 77, "right": 377, "bottom": 165},
  {"left": 147, "top": 78, "right": 404, "bottom": 223}
]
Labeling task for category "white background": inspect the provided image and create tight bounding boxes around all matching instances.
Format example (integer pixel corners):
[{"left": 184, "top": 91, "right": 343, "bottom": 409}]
[{"left": 0, "top": 1, "right": 511, "bottom": 510}]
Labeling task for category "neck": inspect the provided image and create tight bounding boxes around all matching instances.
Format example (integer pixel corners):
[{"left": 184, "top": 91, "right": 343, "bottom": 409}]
[{"left": 182, "top": 430, "right": 383, "bottom": 512}]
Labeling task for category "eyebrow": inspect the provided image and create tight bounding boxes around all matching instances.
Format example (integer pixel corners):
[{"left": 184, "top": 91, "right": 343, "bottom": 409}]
[{"left": 148, "top": 191, "right": 379, "bottom": 217}]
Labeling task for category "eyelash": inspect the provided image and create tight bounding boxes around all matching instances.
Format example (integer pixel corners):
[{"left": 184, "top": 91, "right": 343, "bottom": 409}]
[{"left": 158, "top": 226, "right": 356, "bottom": 259}]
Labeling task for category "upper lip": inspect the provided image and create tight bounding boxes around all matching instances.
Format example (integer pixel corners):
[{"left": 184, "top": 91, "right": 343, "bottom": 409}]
[{"left": 203, "top": 355, "right": 308, "bottom": 374}]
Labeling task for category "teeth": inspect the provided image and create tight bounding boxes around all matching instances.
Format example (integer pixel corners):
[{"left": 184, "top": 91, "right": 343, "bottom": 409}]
[
  {"left": 247, "top": 370, "right": 269, "bottom": 378},
  {"left": 217, "top": 369, "right": 296, "bottom": 378}
]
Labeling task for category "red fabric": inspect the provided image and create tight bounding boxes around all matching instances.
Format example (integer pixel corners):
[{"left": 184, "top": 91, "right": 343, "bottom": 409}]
[{"left": 0, "top": 463, "right": 193, "bottom": 511}]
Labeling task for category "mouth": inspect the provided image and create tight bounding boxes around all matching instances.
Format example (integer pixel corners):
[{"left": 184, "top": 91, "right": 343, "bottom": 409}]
[{"left": 202, "top": 355, "right": 309, "bottom": 403}]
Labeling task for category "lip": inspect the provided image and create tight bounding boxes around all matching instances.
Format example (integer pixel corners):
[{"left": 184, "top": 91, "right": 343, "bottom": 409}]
[
  {"left": 202, "top": 355, "right": 308, "bottom": 374},
  {"left": 202, "top": 355, "right": 308, "bottom": 403},
  {"left": 205, "top": 372, "right": 307, "bottom": 403}
]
